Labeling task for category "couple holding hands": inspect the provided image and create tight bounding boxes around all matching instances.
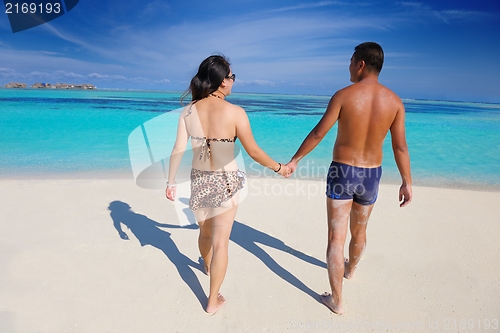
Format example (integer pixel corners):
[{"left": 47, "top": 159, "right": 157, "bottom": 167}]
[{"left": 166, "top": 42, "right": 412, "bottom": 315}]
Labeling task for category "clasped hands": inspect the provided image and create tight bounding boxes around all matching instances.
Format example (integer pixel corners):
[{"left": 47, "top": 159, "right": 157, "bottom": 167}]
[{"left": 276, "top": 159, "right": 298, "bottom": 178}]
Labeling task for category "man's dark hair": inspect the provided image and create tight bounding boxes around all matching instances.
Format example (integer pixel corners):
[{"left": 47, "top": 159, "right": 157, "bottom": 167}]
[{"left": 353, "top": 42, "right": 384, "bottom": 73}]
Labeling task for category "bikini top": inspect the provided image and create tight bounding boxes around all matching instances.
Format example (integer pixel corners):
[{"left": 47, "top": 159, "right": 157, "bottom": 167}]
[
  {"left": 191, "top": 136, "right": 237, "bottom": 161},
  {"left": 185, "top": 104, "right": 237, "bottom": 161}
]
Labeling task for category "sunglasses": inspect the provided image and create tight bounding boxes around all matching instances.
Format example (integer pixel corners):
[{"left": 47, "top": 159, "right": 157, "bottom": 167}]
[{"left": 226, "top": 73, "right": 236, "bottom": 81}]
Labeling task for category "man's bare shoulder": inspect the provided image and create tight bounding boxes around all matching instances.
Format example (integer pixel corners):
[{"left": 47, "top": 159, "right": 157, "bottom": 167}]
[
  {"left": 378, "top": 82, "right": 402, "bottom": 100},
  {"left": 382, "top": 87, "right": 404, "bottom": 111},
  {"left": 334, "top": 81, "right": 376, "bottom": 97},
  {"left": 335, "top": 84, "right": 354, "bottom": 95},
  {"left": 328, "top": 84, "right": 353, "bottom": 104}
]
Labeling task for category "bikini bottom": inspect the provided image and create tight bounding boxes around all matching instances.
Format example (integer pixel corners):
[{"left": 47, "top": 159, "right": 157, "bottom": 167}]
[{"left": 189, "top": 168, "right": 245, "bottom": 211}]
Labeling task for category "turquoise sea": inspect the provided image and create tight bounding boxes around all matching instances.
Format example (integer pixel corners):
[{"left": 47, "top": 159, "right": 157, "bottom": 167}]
[{"left": 1, "top": 89, "right": 499, "bottom": 189}]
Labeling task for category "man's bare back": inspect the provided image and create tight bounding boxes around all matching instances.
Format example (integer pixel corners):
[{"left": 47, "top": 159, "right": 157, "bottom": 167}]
[{"left": 332, "top": 78, "right": 404, "bottom": 168}]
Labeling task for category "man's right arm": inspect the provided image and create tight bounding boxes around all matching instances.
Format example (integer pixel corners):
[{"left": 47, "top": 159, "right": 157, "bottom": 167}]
[
  {"left": 390, "top": 103, "right": 412, "bottom": 207},
  {"left": 288, "top": 92, "right": 342, "bottom": 172}
]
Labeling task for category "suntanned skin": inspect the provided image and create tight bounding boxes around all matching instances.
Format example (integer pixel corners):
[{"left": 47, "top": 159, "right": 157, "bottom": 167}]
[
  {"left": 287, "top": 53, "right": 412, "bottom": 314},
  {"left": 166, "top": 70, "right": 289, "bottom": 314}
]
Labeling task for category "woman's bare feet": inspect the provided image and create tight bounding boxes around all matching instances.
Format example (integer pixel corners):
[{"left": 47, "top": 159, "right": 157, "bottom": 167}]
[
  {"left": 198, "top": 257, "right": 210, "bottom": 276},
  {"left": 206, "top": 293, "right": 226, "bottom": 314},
  {"left": 320, "top": 292, "right": 343, "bottom": 315},
  {"left": 343, "top": 258, "right": 356, "bottom": 279}
]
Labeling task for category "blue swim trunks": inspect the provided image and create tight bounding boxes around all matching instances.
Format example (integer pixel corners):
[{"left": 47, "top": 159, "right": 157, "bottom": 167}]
[{"left": 325, "top": 161, "right": 382, "bottom": 205}]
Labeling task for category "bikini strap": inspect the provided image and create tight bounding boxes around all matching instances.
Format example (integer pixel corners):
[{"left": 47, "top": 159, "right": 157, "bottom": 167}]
[{"left": 184, "top": 103, "right": 194, "bottom": 118}]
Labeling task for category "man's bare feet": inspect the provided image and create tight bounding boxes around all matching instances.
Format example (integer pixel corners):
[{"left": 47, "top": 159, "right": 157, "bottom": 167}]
[
  {"left": 320, "top": 292, "right": 343, "bottom": 315},
  {"left": 206, "top": 293, "right": 226, "bottom": 315},
  {"left": 343, "top": 258, "right": 355, "bottom": 279}
]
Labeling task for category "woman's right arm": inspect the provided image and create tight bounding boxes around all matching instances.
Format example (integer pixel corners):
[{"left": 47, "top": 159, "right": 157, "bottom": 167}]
[
  {"left": 166, "top": 110, "right": 189, "bottom": 200},
  {"left": 235, "top": 107, "right": 288, "bottom": 176}
]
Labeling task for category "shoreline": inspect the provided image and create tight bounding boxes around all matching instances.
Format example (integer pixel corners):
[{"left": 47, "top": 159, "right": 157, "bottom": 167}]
[{"left": 1, "top": 169, "right": 499, "bottom": 192}]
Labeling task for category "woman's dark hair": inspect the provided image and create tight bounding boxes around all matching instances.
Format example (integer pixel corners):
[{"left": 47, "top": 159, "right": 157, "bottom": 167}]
[
  {"left": 181, "top": 55, "right": 231, "bottom": 103},
  {"left": 353, "top": 42, "right": 384, "bottom": 73}
]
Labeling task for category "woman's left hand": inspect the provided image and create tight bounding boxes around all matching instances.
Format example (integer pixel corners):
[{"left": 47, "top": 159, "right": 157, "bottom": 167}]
[{"left": 166, "top": 185, "right": 176, "bottom": 201}]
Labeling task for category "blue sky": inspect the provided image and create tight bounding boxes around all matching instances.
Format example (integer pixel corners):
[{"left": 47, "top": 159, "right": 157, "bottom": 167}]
[{"left": 1, "top": 0, "right": 499, "bottom": 102}]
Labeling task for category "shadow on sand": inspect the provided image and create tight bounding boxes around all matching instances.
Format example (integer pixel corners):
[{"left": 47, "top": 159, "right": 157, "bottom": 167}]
[
  {"left": 108, "top": 200, "right": 325, "bottom": 306},
  {"left": 230, "top": 219, "right": 325, "bottom": 301},
  {"left": 108, "top": 201, "right": 207, "bottom": 309}
]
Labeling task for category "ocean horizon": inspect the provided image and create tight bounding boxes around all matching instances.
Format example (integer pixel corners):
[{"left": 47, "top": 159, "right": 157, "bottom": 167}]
[{"left": 1, "top": 88, "right": 499, "bottom": 190}]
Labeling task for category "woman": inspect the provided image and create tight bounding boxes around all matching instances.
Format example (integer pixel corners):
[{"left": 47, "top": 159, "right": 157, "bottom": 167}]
[{"left": 165, "top": 55, "right": 289, "bottom": 314}]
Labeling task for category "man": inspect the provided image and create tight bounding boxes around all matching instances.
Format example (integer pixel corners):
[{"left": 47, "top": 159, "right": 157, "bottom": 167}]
[{"left": 286, "top": 42, "right": 412, "bottom": 314}]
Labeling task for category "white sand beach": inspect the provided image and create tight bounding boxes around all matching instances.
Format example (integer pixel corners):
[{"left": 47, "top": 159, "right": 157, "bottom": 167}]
[{"left": 0, "top": 177, "right": 499, "bottom": 333}]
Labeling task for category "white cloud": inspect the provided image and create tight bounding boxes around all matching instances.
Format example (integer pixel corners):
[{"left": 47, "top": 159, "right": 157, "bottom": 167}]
[
  {"left": 154, "top": 79, "right": 171, "bottom": 83},
  {"left": 399, "top": 2, "right": 423, "bottom": 8},
  {"left": 88, "top": 73, "right": 127, "bottom": 80},
  {"left": 140, "top": 0, "right": 170, "bottom": 19},
  {"left": 87, "top": 73, "right": 108, "bottom": 79},
  {"left": 39, "top": 51, "right": 61, "bottom": 56},
  {"left": 130, "top": 77, "right": 150, "bottom": 83},
  {"left": 236, "top": 80, "right": 278, "bottom": 87},
  {"left": 398, "top": 2, "right": 492, "bottom": 23},
  {"left": 53, "top": 70, "right": 85, "bottom": 79},
  {"left": 30, "top": 71, "right": 51, "bottom": 77},
  {"left": 267, "top": 1, "right": 336, "bottom": 13},
  {"left": 86, "top": 73, "right": 171, "bottom": 85},
  {"left": 440, "top": 9, "right": 488, "bottom": 21},
  {"left": 0, "top": 67, "right": 24, "bottom": 78},
  {"left": 103, "top": 12, "right": 389, "bottom": 80}
]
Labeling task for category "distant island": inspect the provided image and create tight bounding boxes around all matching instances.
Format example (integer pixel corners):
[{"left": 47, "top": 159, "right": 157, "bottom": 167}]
[{"left": 4, "top": 82, "right": 96, "bottom": 89}]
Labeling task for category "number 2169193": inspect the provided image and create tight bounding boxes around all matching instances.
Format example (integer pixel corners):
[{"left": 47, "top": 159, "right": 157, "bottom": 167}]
[{"left": 5, "top": 2, "right": 61, "bottom": 14}]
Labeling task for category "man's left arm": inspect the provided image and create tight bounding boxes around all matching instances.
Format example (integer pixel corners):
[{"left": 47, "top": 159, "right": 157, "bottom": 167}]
[{"left": 390, "top": 103, "right": 412, "bottom": 207}]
